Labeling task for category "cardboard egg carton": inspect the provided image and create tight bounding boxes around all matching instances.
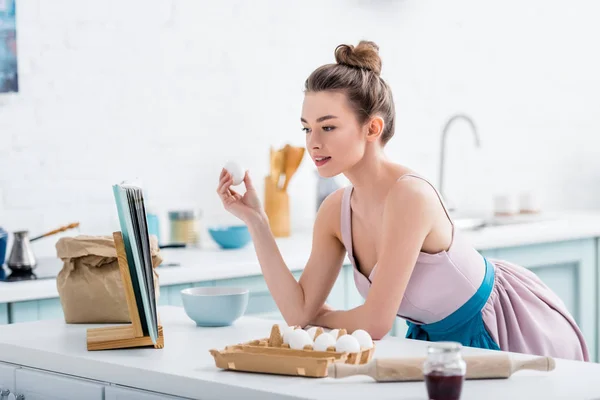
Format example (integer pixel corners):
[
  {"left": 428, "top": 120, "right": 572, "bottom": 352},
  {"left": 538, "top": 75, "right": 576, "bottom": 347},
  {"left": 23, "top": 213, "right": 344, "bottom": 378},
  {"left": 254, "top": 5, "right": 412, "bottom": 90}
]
[{"left": 209, "top": 324, "right": 375, "bottom": 378}]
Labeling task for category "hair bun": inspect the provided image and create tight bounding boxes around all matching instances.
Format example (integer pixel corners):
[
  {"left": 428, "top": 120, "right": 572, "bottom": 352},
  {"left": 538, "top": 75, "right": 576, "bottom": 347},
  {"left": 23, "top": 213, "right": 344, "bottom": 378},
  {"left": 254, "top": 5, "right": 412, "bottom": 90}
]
[{"left": 335, "top": 41, "right": 382, "bottom": 75}]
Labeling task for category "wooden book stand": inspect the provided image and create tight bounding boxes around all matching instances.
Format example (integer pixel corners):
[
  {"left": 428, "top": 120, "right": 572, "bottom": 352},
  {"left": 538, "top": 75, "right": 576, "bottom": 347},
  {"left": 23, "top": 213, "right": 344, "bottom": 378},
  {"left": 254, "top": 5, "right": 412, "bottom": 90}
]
[{"left": 86, "top": 232, "right": 164, "bottom": 351}]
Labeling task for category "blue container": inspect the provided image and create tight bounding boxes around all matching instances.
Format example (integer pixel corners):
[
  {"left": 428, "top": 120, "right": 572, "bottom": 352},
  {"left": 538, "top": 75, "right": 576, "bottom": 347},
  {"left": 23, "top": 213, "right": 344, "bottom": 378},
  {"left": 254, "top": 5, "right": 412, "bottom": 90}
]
[
  {"left": 0, "top": 227, "right": 8, "bottom": 266},
  {"left": 181, "top": 287, "right": 249, "bottom": 327},
  {"left": 146, "top": 213, "right": 161, "bottom": 244},
  {"left": 208, "top": 225, "right": 251, "bottom": 249}
]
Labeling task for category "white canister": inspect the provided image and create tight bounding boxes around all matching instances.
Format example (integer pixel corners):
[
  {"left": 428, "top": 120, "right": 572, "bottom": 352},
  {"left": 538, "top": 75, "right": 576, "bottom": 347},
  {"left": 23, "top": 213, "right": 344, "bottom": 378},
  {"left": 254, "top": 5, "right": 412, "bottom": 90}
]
[
  {"left": 493, "top": 194, "right": 517, "bottom": 216},
  {"left": 518, "top": 192, "right": 540, "bottom": 214}
]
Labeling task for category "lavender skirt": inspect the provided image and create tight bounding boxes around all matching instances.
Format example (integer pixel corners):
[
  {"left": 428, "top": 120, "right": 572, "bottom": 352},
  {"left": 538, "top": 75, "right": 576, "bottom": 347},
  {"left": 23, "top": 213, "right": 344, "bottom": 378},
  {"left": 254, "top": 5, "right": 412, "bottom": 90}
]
[{"left": 481, "top": 259, "right": 589, "bottom": 361}]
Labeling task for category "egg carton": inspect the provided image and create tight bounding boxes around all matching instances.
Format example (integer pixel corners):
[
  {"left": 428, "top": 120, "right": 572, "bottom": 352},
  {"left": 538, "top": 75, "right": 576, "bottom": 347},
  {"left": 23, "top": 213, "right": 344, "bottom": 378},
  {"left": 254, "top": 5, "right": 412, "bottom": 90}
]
[{"left": 209, "top": 324, "right": 375, "bottom": 378}]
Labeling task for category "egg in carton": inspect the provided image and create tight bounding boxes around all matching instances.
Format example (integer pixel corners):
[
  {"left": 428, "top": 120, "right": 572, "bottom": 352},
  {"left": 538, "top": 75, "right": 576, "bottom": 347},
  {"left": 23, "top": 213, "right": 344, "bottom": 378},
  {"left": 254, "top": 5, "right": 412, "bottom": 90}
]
[
  {"left": 238, "top": 324, "right": 376, "bottom": 365},
  {"left": 210, "top": 324, "right": 376, "bottom": 377},
  {"left": 276, "top": 325, "right": 375, "bottom": 364}
]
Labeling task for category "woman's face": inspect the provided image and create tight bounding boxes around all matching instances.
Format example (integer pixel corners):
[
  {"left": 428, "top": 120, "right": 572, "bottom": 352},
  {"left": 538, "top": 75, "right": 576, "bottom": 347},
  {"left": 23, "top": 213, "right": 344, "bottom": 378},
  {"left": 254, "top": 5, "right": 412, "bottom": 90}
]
[{"left": 301, "top": 91, "right": 368, "bottom": 178}]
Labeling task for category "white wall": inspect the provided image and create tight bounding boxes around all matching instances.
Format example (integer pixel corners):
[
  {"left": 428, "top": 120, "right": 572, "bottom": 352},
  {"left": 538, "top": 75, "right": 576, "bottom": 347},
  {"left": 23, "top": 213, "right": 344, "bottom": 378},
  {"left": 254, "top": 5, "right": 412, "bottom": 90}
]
[{"left": 1, "top": 0, "right": 600, "bottom": 255}]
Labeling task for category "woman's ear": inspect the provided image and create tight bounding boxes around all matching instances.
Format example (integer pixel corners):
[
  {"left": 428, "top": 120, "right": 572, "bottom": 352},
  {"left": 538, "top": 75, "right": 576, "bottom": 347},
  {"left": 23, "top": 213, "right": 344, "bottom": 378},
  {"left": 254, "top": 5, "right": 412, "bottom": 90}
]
[{"left": 366, "top": 116, "right": 385, "bottom": 142}]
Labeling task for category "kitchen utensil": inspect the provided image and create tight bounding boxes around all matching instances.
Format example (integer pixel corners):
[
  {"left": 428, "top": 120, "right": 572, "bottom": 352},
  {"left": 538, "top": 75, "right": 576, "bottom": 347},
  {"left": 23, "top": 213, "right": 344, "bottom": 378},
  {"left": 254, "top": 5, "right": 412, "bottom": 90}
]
[
  {"left": 158, "top": 243, "right": 186, "bottom": 249},
  {"left": 264, "top": 144, "right": 306, "bottom": 237},
  {"left": 7, "top": 230, "right": 37, "bottom": 271},
  {"left": 208, "top": 225, "right": 251, "bottom": 249},
  {"left": 327, "top": 354, "right": 555, "bottom": 381},
  {"left": 264, "top": 176, "right": 289, "bottom": 237},
  {"left": 0, "top": 227, "right": 8, "bottom": 265},
  {"left": 30, "top": 222, "right": 80, "bottom": 242},
  {"left": 281, "top": 145, "right": 305, "bottom": 191},
  {"left": 270, "top": 147, "right": 286, "bottom": 187},
  {"left": 181, "top": 287, "right": 249, "bottom": 327}
]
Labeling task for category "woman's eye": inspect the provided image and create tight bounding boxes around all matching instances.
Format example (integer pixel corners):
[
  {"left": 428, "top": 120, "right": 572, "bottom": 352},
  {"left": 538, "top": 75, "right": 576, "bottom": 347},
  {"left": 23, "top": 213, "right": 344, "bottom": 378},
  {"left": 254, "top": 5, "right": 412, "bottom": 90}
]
[
  {"left": 322, "top": 126, "right": 336, "bottom": 132},
  {"left": 302, "top": 127, "right": 311, "bottom": 133}
]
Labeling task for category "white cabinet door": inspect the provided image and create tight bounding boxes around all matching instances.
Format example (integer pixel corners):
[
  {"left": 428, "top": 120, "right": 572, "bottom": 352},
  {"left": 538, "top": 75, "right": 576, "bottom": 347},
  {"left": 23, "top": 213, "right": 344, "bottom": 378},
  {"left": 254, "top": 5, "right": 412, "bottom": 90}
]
[
  {"left": 15, "top": 368, "right": 104, "bottom": 400},
  {"left": 105, "top": 385, "right": 186, "bottom": 400},
  {"left": 0, "top": 362, "right": 17, "bottom": 395}
]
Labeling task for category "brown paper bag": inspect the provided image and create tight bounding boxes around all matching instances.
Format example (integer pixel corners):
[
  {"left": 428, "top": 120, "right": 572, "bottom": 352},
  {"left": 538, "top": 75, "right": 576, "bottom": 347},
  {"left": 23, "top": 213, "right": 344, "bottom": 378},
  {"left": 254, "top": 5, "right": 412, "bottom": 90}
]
[{"left": 55, "top": 235, "right": 162, "bottom": 324}]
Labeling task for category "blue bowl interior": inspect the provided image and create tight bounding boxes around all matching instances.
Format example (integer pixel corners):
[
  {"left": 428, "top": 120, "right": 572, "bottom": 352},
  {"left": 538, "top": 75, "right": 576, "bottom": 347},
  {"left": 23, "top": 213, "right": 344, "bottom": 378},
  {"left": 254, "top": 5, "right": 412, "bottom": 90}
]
[{"left": 181, "top": 286, "right": 249, "bottom": 327}]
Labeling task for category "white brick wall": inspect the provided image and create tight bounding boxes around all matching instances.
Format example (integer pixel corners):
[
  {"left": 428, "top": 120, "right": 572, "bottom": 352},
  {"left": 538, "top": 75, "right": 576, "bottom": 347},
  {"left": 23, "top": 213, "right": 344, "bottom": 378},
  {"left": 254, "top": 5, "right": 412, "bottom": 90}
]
[{"left": 1, "top": 0, "right": 600, "bottom": 257}]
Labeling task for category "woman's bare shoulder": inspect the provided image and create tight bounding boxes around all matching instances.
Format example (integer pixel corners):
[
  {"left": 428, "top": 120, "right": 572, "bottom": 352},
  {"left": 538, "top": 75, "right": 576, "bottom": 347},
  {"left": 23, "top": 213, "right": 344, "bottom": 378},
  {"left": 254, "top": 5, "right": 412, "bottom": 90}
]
[
  {"left": 387, "top": 174, "right": 441, "bottom": 216},
  {"left": 314, "top": 186, "right": 347, "bottom": 242}
]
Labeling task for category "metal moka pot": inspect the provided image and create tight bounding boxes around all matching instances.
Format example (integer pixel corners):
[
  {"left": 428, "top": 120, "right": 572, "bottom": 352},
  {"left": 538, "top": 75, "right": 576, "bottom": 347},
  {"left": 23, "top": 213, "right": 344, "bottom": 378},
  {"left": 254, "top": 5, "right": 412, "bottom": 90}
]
[{"left": 7, "top": 230, "right": 37, "bottom": 272}]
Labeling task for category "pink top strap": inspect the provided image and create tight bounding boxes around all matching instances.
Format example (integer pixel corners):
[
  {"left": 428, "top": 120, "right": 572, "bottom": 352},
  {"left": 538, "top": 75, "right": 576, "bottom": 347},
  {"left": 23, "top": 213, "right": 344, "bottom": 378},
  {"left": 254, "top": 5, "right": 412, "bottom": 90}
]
[
  {"left": 341, "top": 186, "right": 354, "bottom": 259},
  {"left": 396, "top": 173, "right": 454, "bottom": 229}
]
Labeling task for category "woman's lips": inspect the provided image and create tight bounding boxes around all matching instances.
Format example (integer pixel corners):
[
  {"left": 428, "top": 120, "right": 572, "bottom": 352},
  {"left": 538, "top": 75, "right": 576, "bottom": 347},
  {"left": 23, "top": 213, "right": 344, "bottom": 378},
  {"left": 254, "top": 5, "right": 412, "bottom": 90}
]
[{"left": 314, "top": 157, "right": 331, "bottom": 167}]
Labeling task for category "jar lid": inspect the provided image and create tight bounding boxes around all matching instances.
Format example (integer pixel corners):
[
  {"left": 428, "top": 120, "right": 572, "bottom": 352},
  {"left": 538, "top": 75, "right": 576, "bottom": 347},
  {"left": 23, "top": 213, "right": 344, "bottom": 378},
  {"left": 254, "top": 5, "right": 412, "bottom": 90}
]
[
  {"left": 168, "top": 210, "right": 200, "bottom": 220},
  {"left": 427, "top": 342, "right": 462, "bottom": 353}
]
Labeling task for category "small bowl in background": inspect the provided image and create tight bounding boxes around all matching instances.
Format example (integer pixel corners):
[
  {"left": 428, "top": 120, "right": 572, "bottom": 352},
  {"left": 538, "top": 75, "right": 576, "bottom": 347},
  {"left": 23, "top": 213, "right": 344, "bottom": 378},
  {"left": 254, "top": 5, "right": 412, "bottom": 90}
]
[
  {"left": 181, "top": 287, "right": 249, "bottom": 327},
  {"left": 208, "top": 225, "right": 251, "bottom": 249}
]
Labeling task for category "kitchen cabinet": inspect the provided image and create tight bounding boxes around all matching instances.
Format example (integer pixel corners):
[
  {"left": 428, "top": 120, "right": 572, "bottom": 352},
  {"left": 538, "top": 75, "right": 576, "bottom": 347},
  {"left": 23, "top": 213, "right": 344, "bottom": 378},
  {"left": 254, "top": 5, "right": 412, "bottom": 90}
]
[
  {"left": 0, "top": 362, "right": 17, "bottom": 395},
  {"left": 15, "top": 368, "right": 104, "bottom": 400},
  {"left": 105, "top": 385, "right": 187, "bottom": 399},
  {"left": 10, "top": 298, "right": 64, "bottom": 323},
  {"left": 0, "top": 304, "right": 7, "bottom": 325}
]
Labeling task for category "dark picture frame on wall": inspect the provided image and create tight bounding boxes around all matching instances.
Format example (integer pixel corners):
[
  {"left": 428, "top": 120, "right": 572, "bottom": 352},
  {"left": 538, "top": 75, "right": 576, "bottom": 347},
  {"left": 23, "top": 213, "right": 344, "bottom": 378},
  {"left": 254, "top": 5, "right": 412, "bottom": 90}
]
[{"left": 0, "top": 0, "right": 17, "bottom": 94}]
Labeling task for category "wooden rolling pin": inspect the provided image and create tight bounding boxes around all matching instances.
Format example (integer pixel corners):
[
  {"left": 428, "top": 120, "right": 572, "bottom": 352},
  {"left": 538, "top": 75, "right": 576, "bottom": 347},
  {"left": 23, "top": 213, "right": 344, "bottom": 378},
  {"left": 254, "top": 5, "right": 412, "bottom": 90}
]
[{"left": 327, "top": 354, "right": 555, "bottom": 382}]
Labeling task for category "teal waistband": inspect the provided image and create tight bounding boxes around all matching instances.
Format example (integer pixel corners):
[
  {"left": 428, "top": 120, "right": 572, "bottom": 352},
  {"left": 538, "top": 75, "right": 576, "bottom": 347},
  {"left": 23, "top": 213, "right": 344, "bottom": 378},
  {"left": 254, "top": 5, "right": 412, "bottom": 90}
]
[{"left": 405, "top": 257, "right": 500, "bottom": 350}]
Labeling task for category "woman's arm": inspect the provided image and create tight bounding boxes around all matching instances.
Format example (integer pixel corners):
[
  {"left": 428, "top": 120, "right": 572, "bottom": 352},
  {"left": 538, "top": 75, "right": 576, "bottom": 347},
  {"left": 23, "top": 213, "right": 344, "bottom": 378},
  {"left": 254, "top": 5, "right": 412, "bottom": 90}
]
[
  {"left": 246, "top": 190, "right": 347, "bottom": 327},
  {"left": 311, "top": 179, "right": 438, "bottom": 339}
]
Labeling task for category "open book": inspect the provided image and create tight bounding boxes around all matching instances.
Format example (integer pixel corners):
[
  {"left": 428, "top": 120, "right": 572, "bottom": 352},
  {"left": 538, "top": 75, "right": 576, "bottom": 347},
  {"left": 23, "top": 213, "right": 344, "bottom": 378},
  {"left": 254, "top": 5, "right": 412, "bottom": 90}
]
[{"left": 112, "top": 183, "right": 159, "bottom": 345}]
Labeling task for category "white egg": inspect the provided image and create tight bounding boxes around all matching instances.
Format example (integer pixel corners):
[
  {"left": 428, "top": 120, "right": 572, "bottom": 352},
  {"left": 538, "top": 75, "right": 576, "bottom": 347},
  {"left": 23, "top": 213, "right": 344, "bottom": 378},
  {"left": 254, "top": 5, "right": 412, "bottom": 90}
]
[
  {"left": 313, "top": 332, "right": 336, "bottom": 351},
  {"left": 224, "top": 161, "right": 245, "bottom": 186},
  {"left": 280, "top": 326, "right": 296, "bottom": 344},
  {"left": 306, "top": 326, "right": 320, "bottom": 340},
  {"left": 330, "top": 329, "right": 340, "bottom": 339},
  {"left": 335, "top": 334, "right": 361, "bottom": 353},
  {"left": 288, "top": 329, "right": 313, "bottom": 350},
  {"left": 351, "top": 329, "right": 374, "bottom": 349}
]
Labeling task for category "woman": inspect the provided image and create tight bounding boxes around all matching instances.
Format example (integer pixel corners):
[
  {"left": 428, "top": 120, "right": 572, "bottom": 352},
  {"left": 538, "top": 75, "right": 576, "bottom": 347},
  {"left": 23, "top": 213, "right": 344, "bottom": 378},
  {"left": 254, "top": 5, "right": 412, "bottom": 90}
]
[{"left": 216, "top": 41, "right": 589, "bottom": 361}]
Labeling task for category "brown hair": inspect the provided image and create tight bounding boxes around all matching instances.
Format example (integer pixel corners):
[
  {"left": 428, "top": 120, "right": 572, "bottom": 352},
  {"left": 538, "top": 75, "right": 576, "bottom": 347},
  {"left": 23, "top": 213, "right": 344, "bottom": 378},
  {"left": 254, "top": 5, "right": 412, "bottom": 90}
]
[{"left": 304, "top": 40, "right": 396, "bottom": 145}]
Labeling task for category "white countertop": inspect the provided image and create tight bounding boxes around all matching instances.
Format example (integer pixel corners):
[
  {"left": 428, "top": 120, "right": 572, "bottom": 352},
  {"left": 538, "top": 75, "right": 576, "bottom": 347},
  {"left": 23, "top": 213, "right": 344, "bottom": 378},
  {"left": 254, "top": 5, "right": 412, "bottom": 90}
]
[
  {"left": 2, "top": 211, "right": 600, "bottom": 304},
  {"left": 0, "top": 305, "right": 598, "bottom": 399}
]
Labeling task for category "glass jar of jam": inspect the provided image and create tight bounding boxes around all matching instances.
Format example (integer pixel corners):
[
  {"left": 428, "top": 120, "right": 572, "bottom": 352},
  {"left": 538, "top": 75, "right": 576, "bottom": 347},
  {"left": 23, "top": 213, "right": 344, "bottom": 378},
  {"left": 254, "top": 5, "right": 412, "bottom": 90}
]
[{"left": 423, "top": 342, "right": 466, "bottom": 400}]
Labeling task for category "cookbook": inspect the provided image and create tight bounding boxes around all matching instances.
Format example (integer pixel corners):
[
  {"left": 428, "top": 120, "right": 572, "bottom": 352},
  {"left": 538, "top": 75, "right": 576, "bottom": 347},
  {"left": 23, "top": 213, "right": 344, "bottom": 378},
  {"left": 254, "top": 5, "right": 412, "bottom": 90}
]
[{"left": 112, "top": 182, "right": 159, "bottom": 345}]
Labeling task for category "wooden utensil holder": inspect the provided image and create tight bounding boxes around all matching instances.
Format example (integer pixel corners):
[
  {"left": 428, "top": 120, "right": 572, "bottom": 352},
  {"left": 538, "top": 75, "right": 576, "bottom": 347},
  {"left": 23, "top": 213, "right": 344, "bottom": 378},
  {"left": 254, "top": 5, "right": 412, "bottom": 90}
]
[
  {"left": 86, "top": 231, "right": 164, "bottom": 351},
  {"left": 264, "top": 176, "right": 290, "bottom": 237}
]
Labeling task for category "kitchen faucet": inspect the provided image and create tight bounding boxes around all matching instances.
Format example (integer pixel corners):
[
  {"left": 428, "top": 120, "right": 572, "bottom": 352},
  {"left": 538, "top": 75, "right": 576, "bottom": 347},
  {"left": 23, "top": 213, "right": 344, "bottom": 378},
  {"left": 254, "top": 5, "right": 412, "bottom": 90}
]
[{"left": 438, "top": 113, "right": 481, "bottom": 212}]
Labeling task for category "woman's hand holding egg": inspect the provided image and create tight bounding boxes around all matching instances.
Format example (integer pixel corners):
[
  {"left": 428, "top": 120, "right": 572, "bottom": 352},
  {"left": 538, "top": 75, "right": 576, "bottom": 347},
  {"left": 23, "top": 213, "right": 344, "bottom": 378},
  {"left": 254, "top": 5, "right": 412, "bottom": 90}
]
[{"left": 217, "top": 161, "right": 267, "bottom": 224}]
